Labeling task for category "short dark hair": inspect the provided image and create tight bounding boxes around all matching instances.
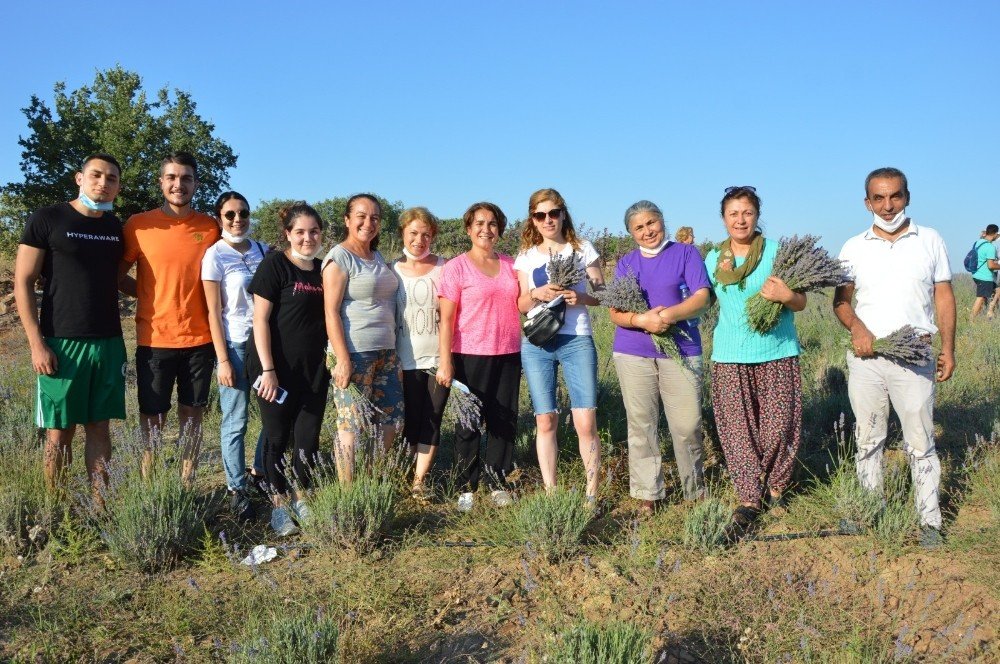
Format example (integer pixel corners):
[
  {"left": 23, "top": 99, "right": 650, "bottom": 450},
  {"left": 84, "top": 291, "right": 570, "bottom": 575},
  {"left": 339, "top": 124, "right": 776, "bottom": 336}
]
[
  {"left": 160, "top": 151, "right": 198, "bottom": 178},
  {"left": 865, "top": 167, "right": 909, "bottom": 202},
  {"left": 462, "top": 202, "right": 507, "bottom": 236},
  {"left": 986, "top": 223, "right": 999, "bottom": 235},
  {"left": 80, "top": 153, "right": 121, "bottom": 176},
  {"left": 213, "top": 191, "right": 250, "bottom": 218},
  {"left": 720, "top": 186, "right": 762, "bottom": 217}
]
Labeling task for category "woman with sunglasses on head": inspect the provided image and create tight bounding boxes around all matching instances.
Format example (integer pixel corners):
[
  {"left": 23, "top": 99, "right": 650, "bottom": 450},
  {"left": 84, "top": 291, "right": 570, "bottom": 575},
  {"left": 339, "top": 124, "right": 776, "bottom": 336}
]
[
  {"left": 201, "top": 192, "right": 268, "bottom": 521},
  {"left": 514, "top": 189, "right": 603, "bottom": 502},
  {"left": 437, "top": 202, "right": 521, "bottom": 512},
  {"left": 705, "top": 186, "right": 805, "bottom": 544},
  {"left": 323, "top": 194, "right": 402, "bottom": 486},
  {"left": 391, "top": 207, "right": 449, "bottom": 501},
  {"left": 610, "top": 201, "right": 711, "bottom": 518},
  {"left": 247, "top": 202, "right": 330, "bottom": 537}
]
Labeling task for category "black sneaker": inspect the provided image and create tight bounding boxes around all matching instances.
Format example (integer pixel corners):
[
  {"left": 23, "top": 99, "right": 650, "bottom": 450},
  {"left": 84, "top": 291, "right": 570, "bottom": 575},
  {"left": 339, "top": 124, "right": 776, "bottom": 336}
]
[
  {"left": 230, "top": 488, "right": 254, "bottom": 522},
  {"left": 245, "top": 469, "right": 268, "bottom": 498}
]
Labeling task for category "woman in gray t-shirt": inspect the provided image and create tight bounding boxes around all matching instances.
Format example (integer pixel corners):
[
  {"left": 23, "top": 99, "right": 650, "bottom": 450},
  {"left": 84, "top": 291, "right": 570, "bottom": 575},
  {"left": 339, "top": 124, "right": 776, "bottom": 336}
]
[{"left": 322, "top": 194, "right": 402, "bottom": 484}]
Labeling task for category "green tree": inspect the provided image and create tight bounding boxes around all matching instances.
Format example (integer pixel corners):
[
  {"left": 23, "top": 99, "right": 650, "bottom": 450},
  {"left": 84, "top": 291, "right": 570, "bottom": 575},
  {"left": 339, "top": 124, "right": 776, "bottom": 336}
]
[
  {"left": 252, "top": 195, "right": 405, "bottom": 252},
  {"left": 0, "top": 66, "right": 237, "bottom": 254}
]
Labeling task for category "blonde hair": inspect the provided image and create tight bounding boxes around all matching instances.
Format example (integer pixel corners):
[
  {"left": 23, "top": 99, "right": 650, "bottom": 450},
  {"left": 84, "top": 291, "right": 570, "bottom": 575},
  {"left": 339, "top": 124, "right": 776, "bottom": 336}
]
[
  {"left": 675, "top": 226, "right": 694, "bottom": 243},
  {"left": 520, "top": 188, "right": 580, "bottom": 252},
  {"left": 398, "top": 206, "right": 439, "bottom": 237}
]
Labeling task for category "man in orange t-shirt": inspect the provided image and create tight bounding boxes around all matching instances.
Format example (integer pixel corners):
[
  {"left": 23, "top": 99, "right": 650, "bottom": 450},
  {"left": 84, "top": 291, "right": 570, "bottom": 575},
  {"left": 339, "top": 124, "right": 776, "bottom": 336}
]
[{"left": 119, "top": 151, "right": 220, "bottom": 485}]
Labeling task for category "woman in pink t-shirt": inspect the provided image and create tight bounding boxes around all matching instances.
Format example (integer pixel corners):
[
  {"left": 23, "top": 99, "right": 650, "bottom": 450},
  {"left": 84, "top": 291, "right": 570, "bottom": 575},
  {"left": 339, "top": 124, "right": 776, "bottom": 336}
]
[{"left": 437, "top": 202, "right": 521, "bottom": 512}]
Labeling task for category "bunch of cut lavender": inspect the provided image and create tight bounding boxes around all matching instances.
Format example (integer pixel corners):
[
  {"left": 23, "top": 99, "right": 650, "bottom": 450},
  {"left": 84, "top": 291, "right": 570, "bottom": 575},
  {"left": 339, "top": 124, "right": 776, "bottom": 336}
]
[
  {"left": 448, "top": 380, "right": 484, "bottom": 432},
  {"left": 545, "top": 249, "right": 586, "bottom": 289},
  {"left": 595, "top": 270, "right": 687, "bottom": 360},
  {"left": 848, "top": 325, "right": 934, "bottom": 366},
  {"left": 745, "top": 234, "right": 850, "bottom": 333},
  {"left": 343, "top": 383, "right": 382, "bottom": 441}
]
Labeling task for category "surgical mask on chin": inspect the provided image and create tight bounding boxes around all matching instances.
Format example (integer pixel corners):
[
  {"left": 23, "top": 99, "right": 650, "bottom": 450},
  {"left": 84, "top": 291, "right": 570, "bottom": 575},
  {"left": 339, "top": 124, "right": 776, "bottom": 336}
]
[
  {"left": 639, "top": 237, "right": 669, "bottom": 256},
  {"left": 78, "top": 190, "right": 113, "bottom": 212},
  {"left": 221, "top": 229, "right": 248, "bottom": 244},
  {"left": 291, "top": 247, "right": 321, "bottom": 261},
  {"left": 871, "top": 209, "right": 907, "bottom": 233},
  {"left": 403, "top": 247, "right": 431, "bottom": 260}
]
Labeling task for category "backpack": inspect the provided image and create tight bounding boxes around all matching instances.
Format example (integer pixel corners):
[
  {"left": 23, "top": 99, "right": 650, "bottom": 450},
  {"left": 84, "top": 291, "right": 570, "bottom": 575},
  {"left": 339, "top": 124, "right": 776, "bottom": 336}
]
[{"left": 964, "top": 240, "right": 985, "bottom": 273}]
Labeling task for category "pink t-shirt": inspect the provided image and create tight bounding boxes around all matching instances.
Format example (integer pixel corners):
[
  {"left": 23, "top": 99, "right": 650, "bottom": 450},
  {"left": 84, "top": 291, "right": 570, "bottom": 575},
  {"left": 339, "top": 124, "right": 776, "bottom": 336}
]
[{"left": 438, "top": 253, "right": 521, "bottom": 355}]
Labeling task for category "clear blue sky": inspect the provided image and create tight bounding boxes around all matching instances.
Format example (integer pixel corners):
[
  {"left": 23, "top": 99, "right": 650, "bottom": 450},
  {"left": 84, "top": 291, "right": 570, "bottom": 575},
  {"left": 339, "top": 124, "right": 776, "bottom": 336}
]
[{"left": 2, "top": 1, "right": 997, "bottom": 268}]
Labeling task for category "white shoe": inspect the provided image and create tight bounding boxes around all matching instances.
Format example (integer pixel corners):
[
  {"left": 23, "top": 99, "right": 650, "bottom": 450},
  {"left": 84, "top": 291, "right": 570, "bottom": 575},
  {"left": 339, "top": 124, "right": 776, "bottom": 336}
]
[
  {"left": 457, "top": 492, "right": 474, "bottom": 512},
  {"left": 291, "top": 499, "right": 312, "bottom": 524},
  {"left": 490, "top": 490, "right": 513, "bottom": 507},
  {"left": 270, "top": 507, "right": 299, "bottom": 537}
]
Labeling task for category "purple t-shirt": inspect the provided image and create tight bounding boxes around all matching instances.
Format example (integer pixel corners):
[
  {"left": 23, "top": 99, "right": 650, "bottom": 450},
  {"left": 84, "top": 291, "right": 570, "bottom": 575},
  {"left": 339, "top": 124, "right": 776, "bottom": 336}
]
[{"left": 611, "top": 243, "right": 711, "bottom": 358}]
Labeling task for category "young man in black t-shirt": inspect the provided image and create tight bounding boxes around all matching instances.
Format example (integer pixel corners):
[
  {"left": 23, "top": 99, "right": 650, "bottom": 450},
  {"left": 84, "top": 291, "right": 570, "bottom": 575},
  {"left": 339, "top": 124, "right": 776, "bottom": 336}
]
[{"left": 14, "top": 153, "right": 126, "bottom": 503}]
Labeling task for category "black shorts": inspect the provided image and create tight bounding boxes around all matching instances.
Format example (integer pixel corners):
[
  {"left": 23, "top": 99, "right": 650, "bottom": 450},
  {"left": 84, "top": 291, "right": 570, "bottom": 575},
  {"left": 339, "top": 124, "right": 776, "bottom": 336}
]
[
  {"left": 402, "top": 370, "right": 449, "bottom": 447},
  {"left": 974, "top": 278, "right": 996, "bottom": 299},
  {"left": 135, "top": 343, "right": 215, "bottom": 415}
]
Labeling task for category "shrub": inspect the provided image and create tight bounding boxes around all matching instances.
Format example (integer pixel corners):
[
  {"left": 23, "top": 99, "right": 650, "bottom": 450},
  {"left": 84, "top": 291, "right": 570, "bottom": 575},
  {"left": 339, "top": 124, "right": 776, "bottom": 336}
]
[
  {"left": 304, "top": 468, "right": 400, "bottom": 554},
  {"left": 0, "top": 419, "right": 54, "bottom": 555},
  {"left": 229, "top": 606, "right": 339, "bottom": 664},
  {"left": 966, "top": 433, "right": 1000, "bottom": 520},
  {"left": 515, "top": 487, "right": 593, "bottom": 563},
  {"left": 682, "top": 495, "right": 730, "bottom": 552},
  {"left": 91, "top": 442, "right": 214, "bottom": 572},
  {"left": 546, "top": 620, "right": 652, "bottom": 664}
]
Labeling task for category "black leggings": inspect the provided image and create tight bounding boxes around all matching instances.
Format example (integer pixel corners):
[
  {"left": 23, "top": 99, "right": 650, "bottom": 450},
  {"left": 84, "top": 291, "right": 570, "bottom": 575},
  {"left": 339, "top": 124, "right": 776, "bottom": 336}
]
[
  {"left": 257, "top": 379, "right": 330, "bottom": 496},
  {"left": 402, "top": 370, "right": 450, "bottom": 447},
  {"left": 452, "top": 352, "right": 521, "bottom": 491}
]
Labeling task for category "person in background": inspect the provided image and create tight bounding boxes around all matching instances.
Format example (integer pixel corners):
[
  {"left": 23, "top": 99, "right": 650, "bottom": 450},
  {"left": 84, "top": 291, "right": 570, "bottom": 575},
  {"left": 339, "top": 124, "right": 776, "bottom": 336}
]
[
  {"left": 705, "top": 186, "right": 805, "bottom": 543},
  {"left": 610, "top": 201, "right": 710, "bottom": 516},
  {"left": 119, "top": 151, "right": 220, "bottom": 486},
  {"left": 989, "top": 225, "right": 1000, "bottom": 320},
  {"left": 834, "top": 167, "right": 956, "bottom": 548},
  {"left": 323, "top": 194, "right": 402, "bottom": 485},
  {"left": 392, "top": 207, "right": 448, "bottom": 501},
  {"left": 248, "top": 202, "right": 329, "bottom": 537},
  {"left": 201, "top": 191, "right": 268, "bottom": 521},
  {"left": 514, "top": 188, "right": 603, "bottom": 502},
  {"left": 14, "top": 153, "right": 126, "bottom": 505},
  {"left": 437, "top": 202, "right": 521, "bottom": 512},
  {"left": 675, "top": 226, "right": 695, "bottom": 245},
  {"left": 969, "top": 223, "right": 999, "bottom": 321}
]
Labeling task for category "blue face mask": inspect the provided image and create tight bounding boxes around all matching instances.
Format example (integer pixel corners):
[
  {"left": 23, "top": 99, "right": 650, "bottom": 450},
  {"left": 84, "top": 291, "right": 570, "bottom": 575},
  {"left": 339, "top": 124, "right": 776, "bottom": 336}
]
[{"left": 78, "top": 190, "right": 114, "bottom": 212}]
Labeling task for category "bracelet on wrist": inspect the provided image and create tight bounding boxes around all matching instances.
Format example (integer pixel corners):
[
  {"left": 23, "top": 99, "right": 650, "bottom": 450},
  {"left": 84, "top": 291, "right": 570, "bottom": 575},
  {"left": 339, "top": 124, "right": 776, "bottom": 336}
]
[
  {"left": 629, "top": 313, "right": 637, "bottom": 327},
  {"left": 218, "top": 359, "right": 230, "bottom": 364},
  {"left": 262, "top": 368, "right": 275, "bottom": 373}
]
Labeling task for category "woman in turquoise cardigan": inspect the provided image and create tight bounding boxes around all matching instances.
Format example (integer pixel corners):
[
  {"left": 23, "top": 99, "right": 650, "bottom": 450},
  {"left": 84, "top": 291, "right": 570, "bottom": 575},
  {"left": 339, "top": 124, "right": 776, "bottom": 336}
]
[{"left": 705, "top": 186, "right": 805, "bottom": 543}]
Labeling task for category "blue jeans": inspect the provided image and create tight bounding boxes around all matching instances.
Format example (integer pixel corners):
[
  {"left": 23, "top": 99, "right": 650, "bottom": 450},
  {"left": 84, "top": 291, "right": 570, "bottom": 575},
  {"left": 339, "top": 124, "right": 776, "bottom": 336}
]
[
  {"left": 521, "top": 334, "right": 598, "bottom": 415},
  {"left": 220, "top": 340, "right": 264, "bottom": 490}
]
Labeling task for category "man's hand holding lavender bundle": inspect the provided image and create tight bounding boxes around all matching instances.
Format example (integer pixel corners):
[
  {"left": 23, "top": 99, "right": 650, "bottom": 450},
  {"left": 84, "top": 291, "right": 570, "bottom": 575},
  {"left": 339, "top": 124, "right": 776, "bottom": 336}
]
[{"left": 847, "top": 324, "right": 934, "bottom": 366}]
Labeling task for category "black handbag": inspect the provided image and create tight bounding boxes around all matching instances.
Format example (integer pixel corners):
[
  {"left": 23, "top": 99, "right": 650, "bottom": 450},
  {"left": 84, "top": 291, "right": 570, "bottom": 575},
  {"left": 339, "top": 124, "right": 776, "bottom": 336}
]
[{"left": 523, "top": 296, "right": 566, "bottom": 347}]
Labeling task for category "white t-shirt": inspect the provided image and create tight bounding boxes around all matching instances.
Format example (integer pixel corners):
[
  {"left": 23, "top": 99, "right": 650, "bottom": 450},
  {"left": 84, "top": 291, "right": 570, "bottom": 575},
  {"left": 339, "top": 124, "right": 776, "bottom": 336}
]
[
  {"left": 513, "top": 239, "right": 600, "bottom": 336},
  {"left": 993, "top": 238, "right": 1000, "bottom": 285},
  {"left": 392, "top": 257, "right": 445, "bottom": 371},
  {"left": 201, "top": 239, "right": 268, "bottom": 343},
  {"left": 838, "top": 221, "right": 951, "bottom": 337}
]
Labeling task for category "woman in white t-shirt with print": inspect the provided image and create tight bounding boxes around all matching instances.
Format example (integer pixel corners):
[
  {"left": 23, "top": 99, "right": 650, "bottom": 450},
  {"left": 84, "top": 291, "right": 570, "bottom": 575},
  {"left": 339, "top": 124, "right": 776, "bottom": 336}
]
[
  {"left": 391, "top": 207, "right": 448, "bottom": 501},
  {"left": 201, "top": 191, "right": 267, "bottom": 521},
  {"left": 514, "top": 188, "right": 604, "bottom": 501}
]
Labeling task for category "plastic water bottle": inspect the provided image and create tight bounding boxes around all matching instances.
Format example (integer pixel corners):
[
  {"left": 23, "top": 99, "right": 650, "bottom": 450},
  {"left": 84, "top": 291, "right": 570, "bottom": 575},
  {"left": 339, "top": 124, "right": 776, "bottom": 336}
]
[{"left": 679, "top": 282, "right": 699, "bottom": 329}]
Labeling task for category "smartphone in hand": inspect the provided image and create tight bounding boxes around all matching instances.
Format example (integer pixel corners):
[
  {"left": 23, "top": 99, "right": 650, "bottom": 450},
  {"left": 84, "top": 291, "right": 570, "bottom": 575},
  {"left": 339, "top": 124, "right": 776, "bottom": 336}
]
[{"left": 252, "top": 374, "right": 288, "bottom": 404}]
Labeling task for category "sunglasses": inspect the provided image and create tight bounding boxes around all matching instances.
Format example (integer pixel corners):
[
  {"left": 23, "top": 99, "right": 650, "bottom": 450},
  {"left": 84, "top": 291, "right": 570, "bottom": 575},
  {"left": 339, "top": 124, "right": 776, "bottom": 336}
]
[
  {"left": 531, "top": 208, "right": 563, "bottom": 222},
  {"left": 724, "top": 186, "right": 757, "bottom": 195},
  {"left": 223, "top": 209, "right": 251, "bottom": 221}
]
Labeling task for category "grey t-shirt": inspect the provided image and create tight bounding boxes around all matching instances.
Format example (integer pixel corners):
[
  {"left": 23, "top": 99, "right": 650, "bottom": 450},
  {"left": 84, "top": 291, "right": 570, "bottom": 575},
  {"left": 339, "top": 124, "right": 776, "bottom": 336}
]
[{"left": 322, "top": 244, "right": 399, "bottom": 353}]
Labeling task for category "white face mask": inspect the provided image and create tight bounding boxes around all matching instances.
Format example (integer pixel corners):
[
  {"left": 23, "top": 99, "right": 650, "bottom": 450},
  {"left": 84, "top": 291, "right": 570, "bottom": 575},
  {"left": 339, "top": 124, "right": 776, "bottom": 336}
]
[
  {"left": 78, "top": 190, "right": 114, "bottom": 212},
  {"left": 639, "top": 237, "right": 669, "bottom": 256},
  {"left": 403, "top": 247, "right": 431, "bottom": 260},
  {"left": 221, "top": 229, "right": 248, "bottom": 243},
  {"left": 291, "top": 247, "right": 321, "bottom": 261},
  {"left": 871, "top": 209, "right": 907, "bottom": 233}
]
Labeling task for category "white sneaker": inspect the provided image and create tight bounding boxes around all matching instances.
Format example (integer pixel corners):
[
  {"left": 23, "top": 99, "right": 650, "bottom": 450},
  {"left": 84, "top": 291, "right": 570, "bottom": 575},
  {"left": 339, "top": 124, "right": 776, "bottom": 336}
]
[
  {"left": 270, "top": 507, "right": 299, "bottom": 537},
  {"left": 291, "top": 499, "right": 312, "bottom": 524},
  {"left": 457, "top": 492, "right": 474, "bottom": 512},
  {"left": 490, "top": 490, "right": 513, "bottom": 507}
]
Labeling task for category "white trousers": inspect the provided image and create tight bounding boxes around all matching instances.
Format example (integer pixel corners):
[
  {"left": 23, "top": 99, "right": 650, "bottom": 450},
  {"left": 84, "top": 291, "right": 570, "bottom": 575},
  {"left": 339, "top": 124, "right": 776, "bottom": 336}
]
[{"left": 846, "top": 353, "right": 941, "bottom": 528}]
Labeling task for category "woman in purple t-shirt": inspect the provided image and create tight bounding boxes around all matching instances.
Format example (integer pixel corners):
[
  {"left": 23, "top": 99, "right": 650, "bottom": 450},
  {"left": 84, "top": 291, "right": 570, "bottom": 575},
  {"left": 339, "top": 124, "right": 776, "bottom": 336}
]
[
  {"left": 436, "top": 202, "right": 522, "bottom": 512},
  {"left": 608, "top": 200, "right": 712, "bottom": 517}
]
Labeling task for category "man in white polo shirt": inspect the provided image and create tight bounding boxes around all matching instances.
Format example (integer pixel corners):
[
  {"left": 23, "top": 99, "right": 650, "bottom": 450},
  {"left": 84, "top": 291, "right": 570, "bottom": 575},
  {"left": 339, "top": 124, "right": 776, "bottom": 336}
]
[{"left": 833, "top": 166, "right": 956, "bottom": 547}]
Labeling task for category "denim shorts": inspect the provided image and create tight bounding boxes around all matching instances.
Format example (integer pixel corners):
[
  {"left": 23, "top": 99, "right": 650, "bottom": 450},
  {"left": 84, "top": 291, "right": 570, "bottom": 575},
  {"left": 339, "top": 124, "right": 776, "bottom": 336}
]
[
  {"left": 521, "top": 334, "right": 598, "bottom": 414},
  {"left": 330, "top": 349, "right": 404, "bottom": 433}
]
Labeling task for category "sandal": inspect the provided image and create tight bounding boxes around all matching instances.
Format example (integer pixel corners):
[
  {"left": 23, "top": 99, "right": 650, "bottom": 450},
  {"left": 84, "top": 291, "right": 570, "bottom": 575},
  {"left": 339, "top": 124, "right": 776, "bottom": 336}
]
[
  {"left": 723, "top": 505, "right": 762, "bottom": 545},
  {"left": 411, "top": 483, "right": 432, "bottom": 504}
]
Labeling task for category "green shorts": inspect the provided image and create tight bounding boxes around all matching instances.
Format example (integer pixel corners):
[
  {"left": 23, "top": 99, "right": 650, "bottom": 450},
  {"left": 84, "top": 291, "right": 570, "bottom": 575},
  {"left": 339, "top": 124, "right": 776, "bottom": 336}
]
[{"left": 36, "top": 337, "right": 127, "bottom": 429}]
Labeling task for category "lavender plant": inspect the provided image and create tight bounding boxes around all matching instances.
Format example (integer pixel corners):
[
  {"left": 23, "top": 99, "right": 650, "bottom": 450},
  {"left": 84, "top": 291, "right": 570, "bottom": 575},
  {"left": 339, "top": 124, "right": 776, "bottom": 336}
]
[
  {"left": 848, "top": 325, "right": 934, "bottom": 366},
  {"left": 595, "top": 270, "right": 688, "bottom": 360},
  {"left": 744, "top": 234, "right": 850, "bottom": 333},
  {"left": 546, "top": 249, "right": 587, "bottom": 289}
]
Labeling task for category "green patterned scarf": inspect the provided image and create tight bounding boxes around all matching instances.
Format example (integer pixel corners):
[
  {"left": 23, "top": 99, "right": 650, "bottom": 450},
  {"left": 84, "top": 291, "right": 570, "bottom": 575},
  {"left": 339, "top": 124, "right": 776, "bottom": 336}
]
[{"left": 714, "top": 232, "right": 764, "bottom": 291}]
